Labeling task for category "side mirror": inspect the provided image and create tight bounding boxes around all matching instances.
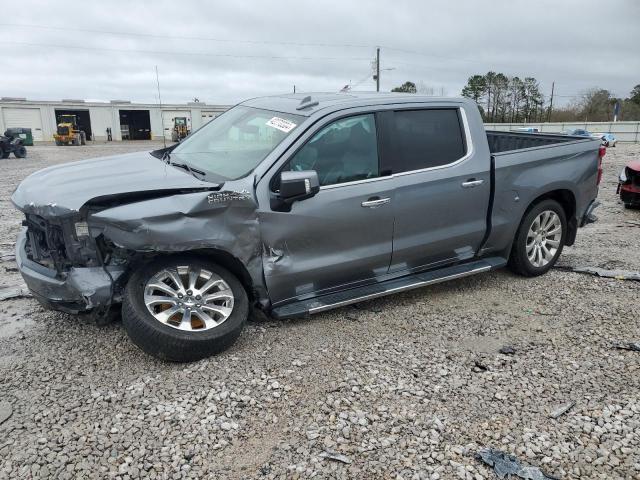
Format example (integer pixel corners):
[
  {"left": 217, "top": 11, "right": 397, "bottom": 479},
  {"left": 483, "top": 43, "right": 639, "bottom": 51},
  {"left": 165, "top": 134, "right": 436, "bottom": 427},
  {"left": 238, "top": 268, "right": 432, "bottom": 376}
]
[
  {"left": 279, "top": 170, "right": 320, "bottom": 201},
  {"left": 271, "top": 170, "right": 320, "bottom": 211}
]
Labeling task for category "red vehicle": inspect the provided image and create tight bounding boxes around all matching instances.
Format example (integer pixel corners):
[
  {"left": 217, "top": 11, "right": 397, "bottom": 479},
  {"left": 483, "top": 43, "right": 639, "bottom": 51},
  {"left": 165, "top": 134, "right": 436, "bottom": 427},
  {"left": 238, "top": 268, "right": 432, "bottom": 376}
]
[{"left": 618, "top": 160, "right": 640, "bottom": 208}]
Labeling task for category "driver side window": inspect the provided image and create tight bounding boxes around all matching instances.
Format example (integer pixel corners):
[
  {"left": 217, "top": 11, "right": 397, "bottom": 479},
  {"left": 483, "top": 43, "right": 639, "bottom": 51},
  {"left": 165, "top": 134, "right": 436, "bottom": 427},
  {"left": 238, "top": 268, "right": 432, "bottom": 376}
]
[{"left": 286, "top": 114, "right": 379, "bottom": 187}]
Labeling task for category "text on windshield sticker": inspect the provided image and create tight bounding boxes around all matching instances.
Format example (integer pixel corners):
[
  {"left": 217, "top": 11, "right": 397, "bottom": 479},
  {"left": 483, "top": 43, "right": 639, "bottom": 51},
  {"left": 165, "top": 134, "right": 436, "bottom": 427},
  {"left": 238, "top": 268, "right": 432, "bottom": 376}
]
[{"left": 266, "top": 117, "right": 297, "bottom": 133}]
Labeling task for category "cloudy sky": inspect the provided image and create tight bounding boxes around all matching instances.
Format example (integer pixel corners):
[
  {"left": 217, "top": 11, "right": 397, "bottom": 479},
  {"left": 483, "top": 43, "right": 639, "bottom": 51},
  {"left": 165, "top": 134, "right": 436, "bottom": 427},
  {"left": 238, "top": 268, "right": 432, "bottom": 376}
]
[{"left": 2, "top": 0, "right": 639, "bottom": 106}]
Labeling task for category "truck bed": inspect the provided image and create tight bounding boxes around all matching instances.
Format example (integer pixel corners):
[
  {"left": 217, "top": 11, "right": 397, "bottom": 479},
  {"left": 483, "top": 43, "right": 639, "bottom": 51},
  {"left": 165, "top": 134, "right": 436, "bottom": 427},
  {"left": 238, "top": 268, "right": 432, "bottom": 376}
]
[
  {"left": 486, "top": 130, "right": 590, "bottom": 154},
  {"left": 480, "top": 131, "right": 601, "bottom": 259}
]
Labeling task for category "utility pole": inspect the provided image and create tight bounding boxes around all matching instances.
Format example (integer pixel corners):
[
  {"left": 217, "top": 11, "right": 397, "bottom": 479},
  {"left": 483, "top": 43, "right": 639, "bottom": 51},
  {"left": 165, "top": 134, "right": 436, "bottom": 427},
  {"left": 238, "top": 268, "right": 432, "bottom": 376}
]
[
  {"left": 547, "top": 81, "right": 555, "bottom": 122},
  {"left": 376, "top": 47, "right": 380, "bottom": 92},
  {"left": 293, "top": 85, "right": 296, "bottom": 94}
]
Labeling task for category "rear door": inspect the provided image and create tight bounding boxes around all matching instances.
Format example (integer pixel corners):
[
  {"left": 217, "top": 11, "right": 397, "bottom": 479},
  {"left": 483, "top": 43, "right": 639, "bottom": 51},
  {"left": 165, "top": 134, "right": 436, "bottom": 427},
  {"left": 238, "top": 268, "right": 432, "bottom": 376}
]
[
  {"left": 386, "top": 106, "right": 490, "bottom": 273},
  {"left": 258, "top": 112, "right": 395, "bottom": 304}
]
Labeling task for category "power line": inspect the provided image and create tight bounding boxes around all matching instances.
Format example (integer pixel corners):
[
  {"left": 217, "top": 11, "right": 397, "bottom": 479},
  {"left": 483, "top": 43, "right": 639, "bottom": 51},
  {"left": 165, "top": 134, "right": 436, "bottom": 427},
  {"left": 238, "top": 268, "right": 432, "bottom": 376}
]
[
  {"left": 2, "top": 21, "right": 602, "bottom": 89},
  {"left": 0, "top": 21, "right": 569, "bottom": 73},
  {"left": 348, "top": 72, "right": 375, "bottom": 89},
  {"left": 382, "top": 46, "right": 493, "bottom": 66},
  {"left": 0, "top": 22, "right": 374, "bottom": 50},
  {"left": 1, "top": 23, "right": 617, "bottom": 99},
  {"left": 0, "top": 40, "right": 372, "bottom": 62}
]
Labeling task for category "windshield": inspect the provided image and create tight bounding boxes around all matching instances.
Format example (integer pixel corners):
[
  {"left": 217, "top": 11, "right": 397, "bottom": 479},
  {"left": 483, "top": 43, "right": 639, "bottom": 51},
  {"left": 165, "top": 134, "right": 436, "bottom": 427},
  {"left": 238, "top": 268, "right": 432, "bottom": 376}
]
[{"left": 171, "top": 106, "right": 304, "bottom": 181}]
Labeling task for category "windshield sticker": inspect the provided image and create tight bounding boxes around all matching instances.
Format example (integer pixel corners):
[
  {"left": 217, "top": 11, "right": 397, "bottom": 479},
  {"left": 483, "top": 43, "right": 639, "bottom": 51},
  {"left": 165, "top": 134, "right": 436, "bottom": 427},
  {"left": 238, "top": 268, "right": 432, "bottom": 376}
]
[{"left": 266, "top": 117, "right": 297, "bottom": 133}]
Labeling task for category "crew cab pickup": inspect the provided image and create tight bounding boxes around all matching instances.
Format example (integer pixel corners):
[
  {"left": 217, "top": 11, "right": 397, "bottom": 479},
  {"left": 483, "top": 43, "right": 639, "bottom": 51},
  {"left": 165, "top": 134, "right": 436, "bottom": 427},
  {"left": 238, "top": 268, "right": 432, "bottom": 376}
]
[{"left": 12, "top": 93, "right": 603, "bottom": 361}]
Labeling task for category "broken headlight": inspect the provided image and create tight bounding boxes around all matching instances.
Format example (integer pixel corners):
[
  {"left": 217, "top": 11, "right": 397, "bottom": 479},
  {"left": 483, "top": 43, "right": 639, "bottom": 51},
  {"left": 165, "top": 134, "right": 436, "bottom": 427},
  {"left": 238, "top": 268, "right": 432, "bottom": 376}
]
[{"left": 619, "top": 168, "right": 628, "bottom": 184}]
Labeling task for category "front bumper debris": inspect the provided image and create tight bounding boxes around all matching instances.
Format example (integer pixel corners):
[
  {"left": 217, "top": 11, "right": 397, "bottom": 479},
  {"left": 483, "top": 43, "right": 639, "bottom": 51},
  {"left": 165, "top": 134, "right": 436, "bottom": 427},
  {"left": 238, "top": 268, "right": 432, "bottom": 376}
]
[{"left": 15, "top": 228, "right": 125, "bottom": 313}]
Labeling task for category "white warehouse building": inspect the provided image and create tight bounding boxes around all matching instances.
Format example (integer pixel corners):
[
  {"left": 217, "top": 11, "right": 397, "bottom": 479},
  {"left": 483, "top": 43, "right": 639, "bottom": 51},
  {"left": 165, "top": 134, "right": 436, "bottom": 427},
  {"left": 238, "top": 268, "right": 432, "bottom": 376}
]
[{"left": 0, "top": 97, "right": 231, "bottom": 142}]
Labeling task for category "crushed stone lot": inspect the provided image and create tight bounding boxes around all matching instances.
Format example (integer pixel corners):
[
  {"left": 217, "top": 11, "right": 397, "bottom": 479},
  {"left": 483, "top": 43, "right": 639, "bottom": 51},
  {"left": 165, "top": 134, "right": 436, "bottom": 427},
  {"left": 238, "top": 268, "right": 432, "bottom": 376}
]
[{"left": 0, "top": 141, "right": 639, "bottom": 479}]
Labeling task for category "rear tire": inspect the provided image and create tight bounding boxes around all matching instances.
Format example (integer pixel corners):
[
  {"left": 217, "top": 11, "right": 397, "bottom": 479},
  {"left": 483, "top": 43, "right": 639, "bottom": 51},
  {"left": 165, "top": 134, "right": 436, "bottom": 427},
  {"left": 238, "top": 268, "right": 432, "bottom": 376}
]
[
  {"left": 122, "top": 255, "right": 248, "bottom": 362},
  {"left": 508, "top": 199, "right": 567, "bottom": 277}
]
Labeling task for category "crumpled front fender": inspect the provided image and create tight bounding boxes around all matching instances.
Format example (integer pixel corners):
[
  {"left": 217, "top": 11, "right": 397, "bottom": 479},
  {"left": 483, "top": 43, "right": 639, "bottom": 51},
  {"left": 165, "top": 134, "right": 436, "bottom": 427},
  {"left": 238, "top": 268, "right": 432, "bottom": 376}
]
[{"left": 89, "top": 185, "right": 264, "bottom": 293}]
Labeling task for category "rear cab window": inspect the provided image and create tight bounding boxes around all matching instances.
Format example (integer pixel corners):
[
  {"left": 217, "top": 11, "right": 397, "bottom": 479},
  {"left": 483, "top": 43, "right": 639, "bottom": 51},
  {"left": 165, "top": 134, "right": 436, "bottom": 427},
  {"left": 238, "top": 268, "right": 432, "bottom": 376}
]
[{"left": 387, "top": 108, "right": 467, "bottom": 173}]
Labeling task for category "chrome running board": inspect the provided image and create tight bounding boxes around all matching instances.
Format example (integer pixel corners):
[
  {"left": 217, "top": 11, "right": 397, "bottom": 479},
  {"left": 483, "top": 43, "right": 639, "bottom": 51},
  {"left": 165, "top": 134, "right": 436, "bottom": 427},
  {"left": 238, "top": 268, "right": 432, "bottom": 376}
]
[{"left": 271, "top": 257, "right": 506, "bottom": 319}]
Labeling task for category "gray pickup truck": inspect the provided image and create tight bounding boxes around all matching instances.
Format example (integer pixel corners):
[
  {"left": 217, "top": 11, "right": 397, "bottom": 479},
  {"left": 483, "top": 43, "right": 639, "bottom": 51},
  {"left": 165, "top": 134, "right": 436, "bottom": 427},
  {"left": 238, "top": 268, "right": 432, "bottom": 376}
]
[{"left": 12, "top": 93, "right": 603, "bottom": 361}]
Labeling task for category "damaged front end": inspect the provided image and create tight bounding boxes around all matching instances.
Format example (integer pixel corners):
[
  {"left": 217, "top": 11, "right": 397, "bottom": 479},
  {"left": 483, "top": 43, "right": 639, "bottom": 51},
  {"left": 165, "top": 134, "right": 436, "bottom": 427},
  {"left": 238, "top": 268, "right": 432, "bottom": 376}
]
[
  {"left": 15, "top": 213, "right": 127, "bottom": 314},
  {"left": 10, "top": 149, "right": 253, "bottom": 316},
  {"left": 618, "top": 160, "right": 640, "bottom": 207},
  {"left": 13, "top": 181, "right": 265, "bottom": 318}
]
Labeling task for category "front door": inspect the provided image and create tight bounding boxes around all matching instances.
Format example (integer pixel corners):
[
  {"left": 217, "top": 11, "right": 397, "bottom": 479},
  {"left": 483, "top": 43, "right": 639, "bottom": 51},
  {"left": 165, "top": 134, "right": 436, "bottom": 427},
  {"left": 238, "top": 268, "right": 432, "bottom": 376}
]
[{"left": 258, "top": 113, "right": 395, "bottom": 305}]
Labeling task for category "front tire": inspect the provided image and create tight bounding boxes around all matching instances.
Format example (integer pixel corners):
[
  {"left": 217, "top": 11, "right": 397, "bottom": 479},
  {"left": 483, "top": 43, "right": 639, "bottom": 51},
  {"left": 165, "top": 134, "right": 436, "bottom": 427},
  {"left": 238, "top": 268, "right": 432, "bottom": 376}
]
[
  {"left": 122, "top": 256, "right": 249, "bottom": 362},
  {"left": 508, "top": 199, "right": 567, "bottom": 277},
  {"left": 14, "top": 146, "right": 27, "bottom": 158}
]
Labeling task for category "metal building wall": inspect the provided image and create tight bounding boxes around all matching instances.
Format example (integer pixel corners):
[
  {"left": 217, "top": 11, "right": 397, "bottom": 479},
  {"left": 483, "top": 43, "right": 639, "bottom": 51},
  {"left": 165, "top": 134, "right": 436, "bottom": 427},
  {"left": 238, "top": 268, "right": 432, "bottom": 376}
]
[{"left": 0, "top": 100, "right": 230, "bottom": 143}]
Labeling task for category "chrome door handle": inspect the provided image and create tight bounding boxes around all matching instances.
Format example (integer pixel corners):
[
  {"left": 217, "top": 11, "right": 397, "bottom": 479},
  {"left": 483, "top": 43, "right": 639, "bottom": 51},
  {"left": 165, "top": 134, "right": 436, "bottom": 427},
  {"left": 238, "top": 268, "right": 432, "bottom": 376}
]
[
  {"left": 461, "top": 179, "right": 484, "bottom": 188},
  {"left": 361, "top": 197, "right": 391, "bottom": 208}
]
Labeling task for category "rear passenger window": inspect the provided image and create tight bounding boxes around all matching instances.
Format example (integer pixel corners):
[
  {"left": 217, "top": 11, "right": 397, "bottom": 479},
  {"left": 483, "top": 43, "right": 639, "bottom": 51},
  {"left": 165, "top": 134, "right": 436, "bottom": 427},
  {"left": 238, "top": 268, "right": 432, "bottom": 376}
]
[{"left": 392, "top": 109, "right": 466, "bottom": 172}]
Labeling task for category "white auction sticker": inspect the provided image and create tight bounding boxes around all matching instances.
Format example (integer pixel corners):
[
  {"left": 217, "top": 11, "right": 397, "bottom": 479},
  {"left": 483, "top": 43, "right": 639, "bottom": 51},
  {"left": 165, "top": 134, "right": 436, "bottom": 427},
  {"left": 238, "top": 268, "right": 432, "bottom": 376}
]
[{"left": 266, "top": 117, "right": 297, "bottom": 133}]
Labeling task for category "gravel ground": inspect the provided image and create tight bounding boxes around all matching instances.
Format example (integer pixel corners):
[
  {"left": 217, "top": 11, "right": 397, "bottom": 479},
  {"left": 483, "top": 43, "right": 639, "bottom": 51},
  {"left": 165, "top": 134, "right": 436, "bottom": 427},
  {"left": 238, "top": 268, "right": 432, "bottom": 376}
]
[{"left": 0, "top": 141, "right": 638, "bottom": 480}]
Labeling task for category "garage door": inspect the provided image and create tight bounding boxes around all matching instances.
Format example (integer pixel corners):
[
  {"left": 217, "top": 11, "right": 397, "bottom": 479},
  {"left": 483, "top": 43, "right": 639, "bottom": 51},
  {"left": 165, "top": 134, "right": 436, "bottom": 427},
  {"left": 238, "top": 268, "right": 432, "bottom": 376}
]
[
  {"left": 3, "top": 107, "right": 44, "bottom": 141},
  {"left": 162, "top": 110, "right": 191, "bottom": 139},
  {"left": 201, "top": 111, "right": 219, "bottom": 126}
]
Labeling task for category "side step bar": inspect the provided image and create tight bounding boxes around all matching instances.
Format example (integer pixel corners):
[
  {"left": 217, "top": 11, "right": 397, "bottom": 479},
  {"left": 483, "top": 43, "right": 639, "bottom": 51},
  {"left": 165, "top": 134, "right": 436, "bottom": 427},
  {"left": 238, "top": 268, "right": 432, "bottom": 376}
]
[{"left": 271, "top": 256, "right": 507, "bottom": 320}]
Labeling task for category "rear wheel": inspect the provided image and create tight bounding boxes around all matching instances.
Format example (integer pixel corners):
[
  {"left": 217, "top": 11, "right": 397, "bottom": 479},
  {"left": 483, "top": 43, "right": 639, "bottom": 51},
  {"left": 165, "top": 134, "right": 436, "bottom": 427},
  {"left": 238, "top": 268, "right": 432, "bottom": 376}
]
[
  {"left": 508, "top": 199, "right": 567, "bottom": 277},
  {"left": 14, "top": 146, "right": 27, "bottom": 158},
  {"left": 122, "top": 256, "right": 248, "bottom": 362}
]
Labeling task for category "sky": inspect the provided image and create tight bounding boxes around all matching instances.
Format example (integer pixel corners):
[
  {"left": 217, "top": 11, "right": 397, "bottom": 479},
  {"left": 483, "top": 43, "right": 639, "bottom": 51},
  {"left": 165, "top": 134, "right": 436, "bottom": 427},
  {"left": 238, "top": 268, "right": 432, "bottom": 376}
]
[{"left": 1, "top": 0, "right": 639, "bottom": 107}]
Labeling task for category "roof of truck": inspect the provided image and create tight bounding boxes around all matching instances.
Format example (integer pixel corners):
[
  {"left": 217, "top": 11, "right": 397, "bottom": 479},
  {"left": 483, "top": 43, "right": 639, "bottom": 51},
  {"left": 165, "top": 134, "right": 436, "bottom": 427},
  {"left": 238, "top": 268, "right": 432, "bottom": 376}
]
[{"left": 241, "top": 92, "right": 469, "bottom": 117}]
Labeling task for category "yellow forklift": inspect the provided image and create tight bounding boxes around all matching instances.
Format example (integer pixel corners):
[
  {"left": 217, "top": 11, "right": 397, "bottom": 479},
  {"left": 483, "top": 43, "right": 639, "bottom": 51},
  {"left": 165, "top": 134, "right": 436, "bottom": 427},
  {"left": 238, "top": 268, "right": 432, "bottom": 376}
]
[
  {"left": 171, "top": 117, "right": 190, "bottom": 142},
  {"left": 53, "top": 114, "right": 86, "bottom": 146}
]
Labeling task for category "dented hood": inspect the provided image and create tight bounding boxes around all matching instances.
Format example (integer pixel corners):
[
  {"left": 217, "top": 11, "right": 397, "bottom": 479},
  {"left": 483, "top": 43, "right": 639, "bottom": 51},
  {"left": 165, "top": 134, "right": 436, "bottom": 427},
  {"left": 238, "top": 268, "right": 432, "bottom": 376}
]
[{"left": 12, "top": 150, "right": 217, "bottom": 217}]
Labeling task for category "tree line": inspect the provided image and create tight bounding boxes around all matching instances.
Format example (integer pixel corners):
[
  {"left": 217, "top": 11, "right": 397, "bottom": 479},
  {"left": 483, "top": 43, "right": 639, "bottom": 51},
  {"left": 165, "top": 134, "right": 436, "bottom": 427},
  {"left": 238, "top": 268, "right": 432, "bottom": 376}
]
[
  {"left": 550, "top": 85, "right": 640, "bottom": 122},
  {"left": 461, "top": 73, "right": 545, "bottom": 123},
  {"left": 390, "top": 76, "right": 640, "bottom": 122}
]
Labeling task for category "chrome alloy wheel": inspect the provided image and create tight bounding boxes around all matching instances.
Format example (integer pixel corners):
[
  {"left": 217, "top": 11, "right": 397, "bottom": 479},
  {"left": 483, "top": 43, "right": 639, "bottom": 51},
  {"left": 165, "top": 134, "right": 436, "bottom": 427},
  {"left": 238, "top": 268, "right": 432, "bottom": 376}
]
[
  {"left": 526, "top": 210, "right": 562, "bottom": 268},
  {"left": 143, "top": 266, "right": 234, "bottom": 331}
]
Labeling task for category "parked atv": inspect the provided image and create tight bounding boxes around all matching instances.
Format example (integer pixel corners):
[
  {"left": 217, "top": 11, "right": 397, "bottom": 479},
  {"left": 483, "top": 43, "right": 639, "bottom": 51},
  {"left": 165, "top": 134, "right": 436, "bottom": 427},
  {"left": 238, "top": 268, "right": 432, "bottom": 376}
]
[{"left": 0, "top": 130, "right": 27, "bottom": 159}]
